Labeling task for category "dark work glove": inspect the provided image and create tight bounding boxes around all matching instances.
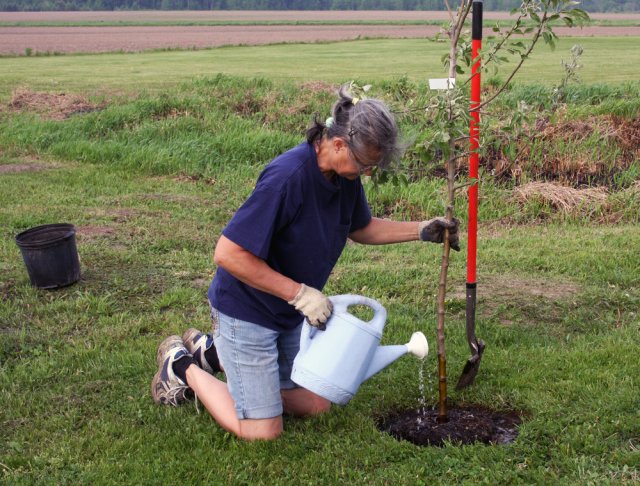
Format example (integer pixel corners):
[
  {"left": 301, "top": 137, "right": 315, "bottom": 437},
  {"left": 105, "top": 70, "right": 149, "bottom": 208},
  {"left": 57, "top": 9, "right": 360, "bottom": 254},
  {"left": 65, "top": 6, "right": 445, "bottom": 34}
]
[{"left": 418, "top": 217, "right": 460, "bottom": 251}]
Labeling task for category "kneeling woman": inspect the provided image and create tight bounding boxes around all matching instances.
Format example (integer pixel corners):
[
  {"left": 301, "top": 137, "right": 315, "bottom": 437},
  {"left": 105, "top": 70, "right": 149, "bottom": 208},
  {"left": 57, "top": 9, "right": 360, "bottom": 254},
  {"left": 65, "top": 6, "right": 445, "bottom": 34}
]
[{"left": 152, "top": 84, "right": 459, "bottom": 440}]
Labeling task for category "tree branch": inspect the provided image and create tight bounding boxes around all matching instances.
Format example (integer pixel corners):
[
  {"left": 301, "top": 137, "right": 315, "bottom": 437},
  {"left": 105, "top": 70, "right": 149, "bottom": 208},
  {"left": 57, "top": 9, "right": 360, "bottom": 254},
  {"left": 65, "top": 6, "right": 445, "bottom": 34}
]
[
  {"left": 476, "top": 11, "right": 548, "bottom": 111},
  {"left": 444, "top": 0, "right": 455, "bottom": 25}
]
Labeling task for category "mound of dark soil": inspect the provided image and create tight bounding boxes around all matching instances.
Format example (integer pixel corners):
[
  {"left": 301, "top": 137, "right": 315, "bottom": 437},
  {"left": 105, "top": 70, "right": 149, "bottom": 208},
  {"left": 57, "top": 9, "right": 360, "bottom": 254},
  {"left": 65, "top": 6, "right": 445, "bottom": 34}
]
[{"left": 377, "top": 405, "right": 522, "bottom": 447}]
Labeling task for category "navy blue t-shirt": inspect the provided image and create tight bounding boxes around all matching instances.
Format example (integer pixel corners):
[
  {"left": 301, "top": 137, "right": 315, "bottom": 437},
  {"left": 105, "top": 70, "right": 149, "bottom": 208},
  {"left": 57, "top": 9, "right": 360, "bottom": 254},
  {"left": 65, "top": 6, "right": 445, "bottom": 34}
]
[{"left": 208, "top": 142, "right": 372, "bottom": 331}]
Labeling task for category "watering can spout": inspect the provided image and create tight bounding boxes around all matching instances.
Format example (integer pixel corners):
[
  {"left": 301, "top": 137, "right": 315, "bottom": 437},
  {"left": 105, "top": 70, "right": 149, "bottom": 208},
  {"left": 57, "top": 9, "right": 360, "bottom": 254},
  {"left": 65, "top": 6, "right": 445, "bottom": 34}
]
[
  {"left": 407, "top": 331, "right": 429, "bottom": 359},
  {"left": 363, "top": 332, "right": 429, "bottom": 382}
]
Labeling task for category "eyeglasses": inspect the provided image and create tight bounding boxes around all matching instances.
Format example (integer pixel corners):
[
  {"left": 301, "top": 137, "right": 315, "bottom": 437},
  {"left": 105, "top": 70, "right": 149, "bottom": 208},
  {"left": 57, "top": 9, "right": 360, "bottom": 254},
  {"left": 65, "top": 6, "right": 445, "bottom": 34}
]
[{"left": 349, "top": 148, "right": 377, "bottom": 175}]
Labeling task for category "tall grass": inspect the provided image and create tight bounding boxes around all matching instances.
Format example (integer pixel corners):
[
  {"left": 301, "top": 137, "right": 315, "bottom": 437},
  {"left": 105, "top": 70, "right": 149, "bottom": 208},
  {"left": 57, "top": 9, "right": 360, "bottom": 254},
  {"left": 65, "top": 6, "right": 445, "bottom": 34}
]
[{"left": 1, "top": 75, "right": 637, "bottom": 223}]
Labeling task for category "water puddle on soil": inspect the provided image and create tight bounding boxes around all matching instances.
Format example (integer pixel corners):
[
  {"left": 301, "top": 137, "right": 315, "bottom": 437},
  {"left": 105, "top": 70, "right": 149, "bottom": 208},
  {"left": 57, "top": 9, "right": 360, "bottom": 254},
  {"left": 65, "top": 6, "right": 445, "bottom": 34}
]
[{"left": 377, "top": 362, "right": 522, "bottom": 447}]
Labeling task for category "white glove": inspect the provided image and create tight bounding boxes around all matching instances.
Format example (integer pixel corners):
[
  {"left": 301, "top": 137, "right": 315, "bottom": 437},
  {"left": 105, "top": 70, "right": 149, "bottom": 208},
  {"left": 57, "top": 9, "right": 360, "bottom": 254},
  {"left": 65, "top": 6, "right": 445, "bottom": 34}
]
[{"left": 288, "top": 284, "right": 333, "bottom": 330}]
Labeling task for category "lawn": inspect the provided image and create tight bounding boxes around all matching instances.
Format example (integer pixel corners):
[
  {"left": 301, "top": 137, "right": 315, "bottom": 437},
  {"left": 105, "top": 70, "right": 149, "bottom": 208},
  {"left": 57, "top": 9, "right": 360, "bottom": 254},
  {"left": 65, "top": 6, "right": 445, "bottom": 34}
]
[
  {"left": 1, "top": 36, "right": 639, "bottom": 97},
  {"left": 1, "top": 137, "right": 638, "bottom": 484},
  {"left": 0, "top": 44, "right": 639, "bottom": 484}
]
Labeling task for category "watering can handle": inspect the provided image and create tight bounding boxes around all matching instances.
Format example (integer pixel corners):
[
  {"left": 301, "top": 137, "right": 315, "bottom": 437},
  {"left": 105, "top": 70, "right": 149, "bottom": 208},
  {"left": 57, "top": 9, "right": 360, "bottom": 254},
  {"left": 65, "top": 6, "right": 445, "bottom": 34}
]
[
  {"left": 329, "top": 294, "right": 388, "bottom": 335},
  {"left": 298, "top": 321, "right": 317, "bottom": 355}
]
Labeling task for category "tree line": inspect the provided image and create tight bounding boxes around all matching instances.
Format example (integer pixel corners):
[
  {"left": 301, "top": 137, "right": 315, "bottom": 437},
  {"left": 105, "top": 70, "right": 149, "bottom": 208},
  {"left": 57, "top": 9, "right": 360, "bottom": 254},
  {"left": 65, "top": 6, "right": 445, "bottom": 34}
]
[{"left": 1, "top": 0, "right": 638, "bottom": 12}]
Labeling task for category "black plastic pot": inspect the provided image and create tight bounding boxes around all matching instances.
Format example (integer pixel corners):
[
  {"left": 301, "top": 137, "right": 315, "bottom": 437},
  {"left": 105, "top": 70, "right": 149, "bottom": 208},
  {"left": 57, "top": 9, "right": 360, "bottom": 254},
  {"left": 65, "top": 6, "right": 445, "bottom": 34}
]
[{"left": 15, "top": 223, "right": 81, "bottom": 289}]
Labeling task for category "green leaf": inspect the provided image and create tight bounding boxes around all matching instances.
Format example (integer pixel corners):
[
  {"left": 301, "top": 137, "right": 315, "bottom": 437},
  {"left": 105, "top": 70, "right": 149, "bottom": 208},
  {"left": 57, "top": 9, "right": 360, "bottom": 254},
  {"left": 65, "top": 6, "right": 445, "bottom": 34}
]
[
  {"left": 542, "top": 32, "right": 554, "bottom": 48},
  {"left": 570, "top": 8, "right": 591, "bottom": 21}
]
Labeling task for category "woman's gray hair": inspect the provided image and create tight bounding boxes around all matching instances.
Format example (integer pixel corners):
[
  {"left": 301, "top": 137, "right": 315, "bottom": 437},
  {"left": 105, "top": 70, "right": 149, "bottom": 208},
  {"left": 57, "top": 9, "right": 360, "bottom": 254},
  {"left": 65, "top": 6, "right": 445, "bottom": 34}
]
[{"left": 306, "top": 83, "right": 403, "bottom": 169}]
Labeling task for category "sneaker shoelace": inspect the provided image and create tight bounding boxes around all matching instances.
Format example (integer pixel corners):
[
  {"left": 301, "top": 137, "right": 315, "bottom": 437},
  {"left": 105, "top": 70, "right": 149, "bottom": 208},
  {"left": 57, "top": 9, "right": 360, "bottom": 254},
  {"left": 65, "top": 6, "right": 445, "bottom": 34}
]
[
  {"left": 161, "top": 381, "right": 189, "bottom": 407},
  {"left": 194, "top": 392, "right": 200, "bottom": 414}
]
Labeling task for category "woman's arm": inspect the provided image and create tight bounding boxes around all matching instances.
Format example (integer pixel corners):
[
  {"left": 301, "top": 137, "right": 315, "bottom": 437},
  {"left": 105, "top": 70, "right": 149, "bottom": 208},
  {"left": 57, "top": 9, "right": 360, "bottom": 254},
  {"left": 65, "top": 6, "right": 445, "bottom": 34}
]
[
  {"left": 214, "top": 235, "right": 333, "bottom": 327},
  {"left": 349, "top": 217, "right": 420, "bottom": 245},
  {"left": 213, "top": 235, "right": 300, "bottom": 301}
]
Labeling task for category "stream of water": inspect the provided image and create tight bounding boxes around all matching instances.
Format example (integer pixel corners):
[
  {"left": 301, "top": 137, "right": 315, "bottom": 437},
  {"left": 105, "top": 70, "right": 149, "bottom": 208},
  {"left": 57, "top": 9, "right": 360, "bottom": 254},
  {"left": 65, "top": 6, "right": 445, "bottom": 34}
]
[{"left": 416, "top": 361, "right": 436, "bottom": 427}]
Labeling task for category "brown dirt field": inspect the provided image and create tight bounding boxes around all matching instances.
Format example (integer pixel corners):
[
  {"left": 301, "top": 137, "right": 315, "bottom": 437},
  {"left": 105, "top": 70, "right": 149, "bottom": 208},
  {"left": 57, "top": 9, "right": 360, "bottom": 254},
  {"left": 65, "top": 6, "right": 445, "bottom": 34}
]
[
  {"left": 1, "top": 11, "right": 639, "bottom": 54},
  {"left": 2, "top": 10, "right": 640, "bottom": 22}
]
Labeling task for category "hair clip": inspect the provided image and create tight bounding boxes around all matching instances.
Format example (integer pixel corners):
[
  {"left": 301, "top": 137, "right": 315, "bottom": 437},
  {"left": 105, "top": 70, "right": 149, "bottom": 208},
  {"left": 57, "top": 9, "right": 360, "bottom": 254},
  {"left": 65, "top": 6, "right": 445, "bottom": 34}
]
[
  {"left": 348, "top": 127, "right": 357, "bottom": 137},
  {"left": 325, "top": 117, "right": 334, "bottom": 128}
]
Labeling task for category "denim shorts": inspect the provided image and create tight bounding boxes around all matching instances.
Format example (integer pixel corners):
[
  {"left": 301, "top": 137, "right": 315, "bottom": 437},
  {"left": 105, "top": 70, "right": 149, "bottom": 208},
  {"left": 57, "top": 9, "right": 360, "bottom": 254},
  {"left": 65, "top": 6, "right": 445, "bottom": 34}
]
[{"left": 210, "top": 306, "right": 303, "bottom": 420}]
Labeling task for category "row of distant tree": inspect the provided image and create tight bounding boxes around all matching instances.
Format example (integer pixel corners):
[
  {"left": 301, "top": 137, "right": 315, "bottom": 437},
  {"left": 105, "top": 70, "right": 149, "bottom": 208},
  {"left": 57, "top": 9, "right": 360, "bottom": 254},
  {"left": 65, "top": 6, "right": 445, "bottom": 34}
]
[{"left": 1, "top": 0, "right": 638, "bottom": 12}]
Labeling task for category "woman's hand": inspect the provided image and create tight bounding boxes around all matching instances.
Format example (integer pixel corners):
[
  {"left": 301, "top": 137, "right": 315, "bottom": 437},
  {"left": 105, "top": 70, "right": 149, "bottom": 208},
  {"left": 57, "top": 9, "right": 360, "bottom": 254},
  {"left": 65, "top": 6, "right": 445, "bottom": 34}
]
[
  {"left": 349, "top": 217, "right": 460, "bottom": 250},
  {"left": 418, "top": 217, "right": 460, "bottom": 251},
  {"left": 288, "top": 284, "right": 333, "bottom": 330}
]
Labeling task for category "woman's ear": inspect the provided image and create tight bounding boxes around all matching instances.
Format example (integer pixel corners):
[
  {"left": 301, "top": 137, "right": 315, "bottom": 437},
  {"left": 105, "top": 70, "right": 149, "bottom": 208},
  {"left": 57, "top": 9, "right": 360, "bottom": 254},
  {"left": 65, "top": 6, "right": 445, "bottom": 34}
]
[{"left": 333, "top": 137, "right": 348, "bottom": 153}]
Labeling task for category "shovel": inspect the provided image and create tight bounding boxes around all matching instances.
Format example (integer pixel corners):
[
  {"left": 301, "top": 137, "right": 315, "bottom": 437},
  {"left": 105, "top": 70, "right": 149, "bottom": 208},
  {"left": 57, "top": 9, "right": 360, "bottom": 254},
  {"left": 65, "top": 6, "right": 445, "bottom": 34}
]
[
  {"left": 456, "top": 0, "right": 485, "bottom": 390},
  {"left": 456, "top": 283, "right": 485, "bottom": 389}
]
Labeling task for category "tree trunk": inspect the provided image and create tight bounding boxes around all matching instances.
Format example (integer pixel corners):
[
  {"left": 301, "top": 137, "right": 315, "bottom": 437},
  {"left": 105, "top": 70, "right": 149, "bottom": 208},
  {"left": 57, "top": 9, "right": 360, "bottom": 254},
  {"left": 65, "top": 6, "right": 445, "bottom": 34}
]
[{"left": 435, "top": 0, "right": 468, "bottom": 424}]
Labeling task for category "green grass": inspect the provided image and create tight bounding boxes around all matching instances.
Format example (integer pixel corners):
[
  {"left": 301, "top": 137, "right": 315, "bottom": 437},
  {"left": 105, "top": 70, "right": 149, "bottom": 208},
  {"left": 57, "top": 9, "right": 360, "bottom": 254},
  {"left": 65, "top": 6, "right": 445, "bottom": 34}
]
[
  {"left": 1, "top": 74, "right": 637, "bottom": 202},
  {"left": 1, "top": 144, "right": 638, "bottom": 484},
  {"left": 0, "top": 59, "right": 639, "bottom": 482},
  {"left": 1, "top": 36, "right": 639, "bottom": 96}
]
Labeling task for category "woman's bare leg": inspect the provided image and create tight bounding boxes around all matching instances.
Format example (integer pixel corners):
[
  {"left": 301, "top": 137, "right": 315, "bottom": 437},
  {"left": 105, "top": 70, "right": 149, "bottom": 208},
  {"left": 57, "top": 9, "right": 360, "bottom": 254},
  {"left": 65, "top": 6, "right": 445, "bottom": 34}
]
[
  {"left": 185, "top": 364, "right": 283, "bottom": 440},
  {"left": 281, "top": 387, "right": 331, "bottom": 417}
]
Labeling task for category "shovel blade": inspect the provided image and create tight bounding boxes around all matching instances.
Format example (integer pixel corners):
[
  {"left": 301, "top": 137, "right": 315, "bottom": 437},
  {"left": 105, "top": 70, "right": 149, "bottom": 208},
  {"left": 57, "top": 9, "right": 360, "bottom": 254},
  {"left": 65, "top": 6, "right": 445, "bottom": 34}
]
[{"left": 455, "top": 339, "right": 485, "bottom": 390}]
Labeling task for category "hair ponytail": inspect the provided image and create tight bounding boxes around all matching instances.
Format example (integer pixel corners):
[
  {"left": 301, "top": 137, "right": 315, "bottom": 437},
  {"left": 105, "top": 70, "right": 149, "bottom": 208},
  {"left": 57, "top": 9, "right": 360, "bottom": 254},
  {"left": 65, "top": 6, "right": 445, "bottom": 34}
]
[{"left": 306, "top": 83, "right": 403, "bottom": 169}]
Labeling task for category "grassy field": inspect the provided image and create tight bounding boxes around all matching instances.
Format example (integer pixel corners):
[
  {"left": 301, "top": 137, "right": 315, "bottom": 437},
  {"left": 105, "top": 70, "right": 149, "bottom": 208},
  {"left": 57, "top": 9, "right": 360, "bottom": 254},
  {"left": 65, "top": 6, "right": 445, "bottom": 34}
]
[
  {"left": 1, "top": 36, "right": 640, "bottom": 96},
  {"left": 1, "top": 154, "right": 638, "bottom": 484},
  {"left": 0, "top": 43, "right": 639, "bottom": 484}
]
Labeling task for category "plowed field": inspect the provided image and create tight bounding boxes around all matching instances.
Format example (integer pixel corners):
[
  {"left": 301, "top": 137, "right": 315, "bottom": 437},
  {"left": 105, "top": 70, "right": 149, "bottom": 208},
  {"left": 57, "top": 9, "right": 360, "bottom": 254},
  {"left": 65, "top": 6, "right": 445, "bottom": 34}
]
[{"left": 1, "top": 11, "right": 639, "bottom": 55}]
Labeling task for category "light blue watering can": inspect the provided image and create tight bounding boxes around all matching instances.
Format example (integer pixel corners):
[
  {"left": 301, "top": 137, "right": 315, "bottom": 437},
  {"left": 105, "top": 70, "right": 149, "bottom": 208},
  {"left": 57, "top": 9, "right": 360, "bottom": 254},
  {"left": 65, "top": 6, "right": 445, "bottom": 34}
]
[{"left": 291, "top": 294, "right": 428, "bottom": 405}]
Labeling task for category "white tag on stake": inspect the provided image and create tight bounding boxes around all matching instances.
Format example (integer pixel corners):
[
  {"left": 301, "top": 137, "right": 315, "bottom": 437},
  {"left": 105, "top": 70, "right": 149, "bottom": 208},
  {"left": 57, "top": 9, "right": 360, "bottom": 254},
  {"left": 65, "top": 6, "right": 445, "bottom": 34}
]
[{"left": 429, "top": 78, "right": 456, "bottom": 90}]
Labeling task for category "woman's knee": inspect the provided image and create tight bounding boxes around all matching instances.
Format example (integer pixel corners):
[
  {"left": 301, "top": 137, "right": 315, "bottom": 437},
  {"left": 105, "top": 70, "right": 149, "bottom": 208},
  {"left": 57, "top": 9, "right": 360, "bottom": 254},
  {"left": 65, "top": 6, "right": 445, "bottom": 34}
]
[
  {"left": 281, "top": 388, "right": 331, "bottom": 417},
  {"left": 308, "top": 395, "right": 331, "bottom": 415},
  {"left": 236, "top": 416, "right": 283, "bottom": 441}
]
